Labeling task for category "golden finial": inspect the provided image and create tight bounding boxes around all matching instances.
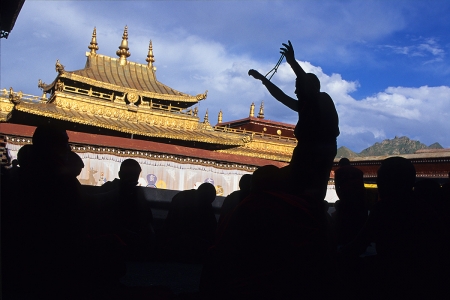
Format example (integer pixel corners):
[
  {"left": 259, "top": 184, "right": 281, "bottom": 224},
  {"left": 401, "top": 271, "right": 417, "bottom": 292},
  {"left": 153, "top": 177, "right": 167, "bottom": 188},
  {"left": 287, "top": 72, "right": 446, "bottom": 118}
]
[
  {"left": 146, "top": 40, "right": 155, "bottom": 68},
  {"left": 218, "top": 110, "right": 223, "bottom": 123},
  {"left": 116, "top": 25, "right": 130, "bottom": 65},
  {"left": 249, "top": 102, "right": 255, "bottom": 117},
  {"left": 203, "top": 109, "right": 210, "bottom": 124},
  {"left": 88, "top": 27, "right": 99, "bottom": 55},
  {"left": 257, "top": 101, "right": 264, "bottom": 119}
]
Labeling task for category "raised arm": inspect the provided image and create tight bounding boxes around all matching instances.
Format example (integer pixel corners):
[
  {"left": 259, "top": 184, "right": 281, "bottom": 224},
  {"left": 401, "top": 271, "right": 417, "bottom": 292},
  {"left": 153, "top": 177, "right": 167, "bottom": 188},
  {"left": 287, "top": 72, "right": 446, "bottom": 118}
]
[
  {"left": 248, "top": 69, "right": 298, "bottom": 112},
  {"left": 280, "top": 40, "right": 306, "bottom": 80}
]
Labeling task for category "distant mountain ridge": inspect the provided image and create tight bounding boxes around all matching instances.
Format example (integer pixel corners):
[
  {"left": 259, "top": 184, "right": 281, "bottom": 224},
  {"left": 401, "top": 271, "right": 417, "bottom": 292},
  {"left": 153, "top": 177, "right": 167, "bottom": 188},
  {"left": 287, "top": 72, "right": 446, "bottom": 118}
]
[{"left": 336, "top": 136, "right": 443, "bottom": 158}]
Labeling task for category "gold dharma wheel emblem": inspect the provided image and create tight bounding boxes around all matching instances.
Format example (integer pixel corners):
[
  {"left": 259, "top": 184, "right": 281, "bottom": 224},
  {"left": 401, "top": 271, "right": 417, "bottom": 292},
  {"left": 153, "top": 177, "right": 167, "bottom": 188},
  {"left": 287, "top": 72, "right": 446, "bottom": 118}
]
[
  {"left": 127, "top": 92, "right": 138, "bottom": 103},
  {"left": 277, "top": 130, "right": 282, "bottom": 135}
]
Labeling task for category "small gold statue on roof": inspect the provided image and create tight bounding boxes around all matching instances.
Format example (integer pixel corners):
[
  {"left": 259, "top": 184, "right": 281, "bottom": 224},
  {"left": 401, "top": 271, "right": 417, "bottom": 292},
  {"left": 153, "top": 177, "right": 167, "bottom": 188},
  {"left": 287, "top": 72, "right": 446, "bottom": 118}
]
[{"left": 55, "top": 79, "right": 64, "bottom": 92}]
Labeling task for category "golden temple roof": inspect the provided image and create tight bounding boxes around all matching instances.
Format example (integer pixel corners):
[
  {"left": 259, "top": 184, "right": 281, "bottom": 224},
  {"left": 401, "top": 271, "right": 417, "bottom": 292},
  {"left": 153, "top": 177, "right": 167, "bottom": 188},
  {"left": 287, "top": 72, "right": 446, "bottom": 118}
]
[
  {"left": 43, "top": 27, "right": 207, "bottom": 105},
  {"left": 13, "top": 98, "right": 247, "bottom": 146},
  {"left": 1, "top": 88, "right": 296, "bottom": 161},
  {"left": 0, "top": 26, "right": 298, "bottom": 162}
]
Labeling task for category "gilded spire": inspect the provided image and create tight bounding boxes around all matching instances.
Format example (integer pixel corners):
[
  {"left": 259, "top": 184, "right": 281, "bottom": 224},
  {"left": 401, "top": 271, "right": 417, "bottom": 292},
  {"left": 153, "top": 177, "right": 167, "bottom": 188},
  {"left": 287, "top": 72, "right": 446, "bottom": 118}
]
[
  {"left": 249, "top": 102, "right": 255, "bottom": 117},
  {"left": 88, "top": 27, "right": 99, "bottom": 55},
  {"left": 203, "top": 109, "right": 210, "bottom": 124},
  {"left": 116, "top": 25, "right": 130, "bottom": 65},
  {"left": 218, "top": 110, "right": 223, "bottom": 123},
  {"left": 257, "top": 101, "right": 264, "bottom": 119},
  {"left": 146, "top": 40, "right": 155, "bottom": 68}
]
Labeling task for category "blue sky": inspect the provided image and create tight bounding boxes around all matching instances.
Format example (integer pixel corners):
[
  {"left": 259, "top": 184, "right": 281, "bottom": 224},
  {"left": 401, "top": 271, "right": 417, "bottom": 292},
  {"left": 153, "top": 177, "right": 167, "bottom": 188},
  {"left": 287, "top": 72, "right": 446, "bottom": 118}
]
[{"left": 1, "top": 0, "right": 450, "bottom": 152}]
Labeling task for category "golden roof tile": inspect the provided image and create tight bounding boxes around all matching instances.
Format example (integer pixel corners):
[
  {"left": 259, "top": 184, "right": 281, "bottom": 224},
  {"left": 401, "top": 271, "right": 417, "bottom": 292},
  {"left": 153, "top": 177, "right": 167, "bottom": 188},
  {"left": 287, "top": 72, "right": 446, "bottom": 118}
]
[
  {"left": 13, "top": 101, "right": 247, "bottom": 147},
  {"left": 217, "top": 147, "right": 293, "bottom": 163},
  {"left": 51, "top": 54, "right": 207, "bottom": 104}
]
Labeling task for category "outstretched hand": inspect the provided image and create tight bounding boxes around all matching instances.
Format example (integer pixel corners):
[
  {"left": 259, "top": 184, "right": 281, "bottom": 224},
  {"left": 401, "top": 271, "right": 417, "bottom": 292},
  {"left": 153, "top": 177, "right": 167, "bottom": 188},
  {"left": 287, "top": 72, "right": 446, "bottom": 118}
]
[
  {"left": 248, "top": 69, "right": 265, "bottom": 81},
  {"left": 280, "top": 40, "right": 295, "bottom": 64}
]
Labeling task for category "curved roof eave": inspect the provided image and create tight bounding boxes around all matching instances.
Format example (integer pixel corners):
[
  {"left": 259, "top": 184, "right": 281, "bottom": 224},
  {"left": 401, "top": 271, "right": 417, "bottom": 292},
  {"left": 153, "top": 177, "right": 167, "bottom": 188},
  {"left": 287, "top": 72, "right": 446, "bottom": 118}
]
[{"left": 13, "top": 102, "right": 244, "bottom": 147}]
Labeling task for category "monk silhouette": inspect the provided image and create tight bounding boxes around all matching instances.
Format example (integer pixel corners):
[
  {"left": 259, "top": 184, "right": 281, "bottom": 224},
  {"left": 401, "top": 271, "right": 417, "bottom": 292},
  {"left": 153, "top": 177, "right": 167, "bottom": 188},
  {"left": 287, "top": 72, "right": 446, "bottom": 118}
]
[{"left": 249, "top": 40, "right": 339, "bottom": 200}]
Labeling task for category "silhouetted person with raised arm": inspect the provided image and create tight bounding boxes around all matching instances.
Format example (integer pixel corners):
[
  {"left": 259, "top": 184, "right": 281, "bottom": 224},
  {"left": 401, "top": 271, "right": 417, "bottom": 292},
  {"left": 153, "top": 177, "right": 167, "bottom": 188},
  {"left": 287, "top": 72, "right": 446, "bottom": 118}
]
[{"left": 249, "top": 41, "right": 339, "bottom": 200}]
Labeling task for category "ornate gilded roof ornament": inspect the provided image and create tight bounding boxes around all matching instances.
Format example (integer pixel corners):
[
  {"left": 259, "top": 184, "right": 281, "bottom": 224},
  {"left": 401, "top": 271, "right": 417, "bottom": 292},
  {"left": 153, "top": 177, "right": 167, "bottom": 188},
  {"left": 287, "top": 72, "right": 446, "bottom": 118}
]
[
  {"left": 195, "top": 90, "right": 208, "bottom": 101},
  {"left": 257, "top": 101, "right": 264, "bottom": 119},
  {"left": 55, "top": 59, "right": 65, "bottom": 74},
  {"left": 9, "top": 87, "right": 22, "bottom": 105},
  {"left": 193, "top": 106, "right": 198, "bottom": 117},
  {"left": 146, "top": 40, "right": 156, "bottom": 70},
  {"left": 38, "top": 79, "right": 48, "bottom": 100},
  {"left": 200, "top": 109, "right": 213, "bottom": 130},
  {"left": 38, "top": 79, "right": 46, "bottom": 89},
  {"left": 88, "top": 27, "right": 99, "bottom": 55},
  {"left": 249, "top": 102, "right": 255, "bottom": 117},
  {"left": 218, "top": 109, "right": 223, "bottom": 123},
  {"left": 55, "top": 79, "right": 64, "bottom": 91},
  {"left": 203, "top": 109, "right": 210, "bottom": 124},
  {"left": 116, "top": 25, "right": 130, "bottom": 66}
]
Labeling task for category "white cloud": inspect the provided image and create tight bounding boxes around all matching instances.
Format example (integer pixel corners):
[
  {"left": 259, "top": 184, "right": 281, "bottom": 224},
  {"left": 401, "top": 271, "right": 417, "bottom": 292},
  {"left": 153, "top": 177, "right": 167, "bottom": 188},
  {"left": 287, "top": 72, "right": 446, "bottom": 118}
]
[{"left": 381, "top": 37, "right": 445, "bottom": 63}]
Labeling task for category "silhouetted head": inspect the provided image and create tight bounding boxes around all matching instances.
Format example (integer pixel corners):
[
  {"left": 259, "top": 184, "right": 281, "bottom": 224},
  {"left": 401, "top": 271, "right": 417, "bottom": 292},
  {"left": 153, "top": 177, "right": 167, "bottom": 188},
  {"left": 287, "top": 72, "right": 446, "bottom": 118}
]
[
  {"left": 196, "top": 182, "right": 217, "bottom": 205},
  {"left": 251, "top": 165, "right": 280, "bottom": 192},
  {"left": 32, "top": 125, "right": 70, "bottom": 155},
  {"left": 118, "top": 159, "right": 142, "bottom": 185},
  {"left": 295, "top": 73, "right": 320, "bottom": 99},
  {"left": 335, "top": 166, "right": 365, "bottom": 201},
  {"left": 11, "top": 159, "right": 19, "bottom": 168},
  {"left": 377, "top": 157, "right": 416, "bottom": 199},
  {"left": 239, "top": 174, "right": 252, "bottom": 194},
  {"left": 338, "top": 157, "right": 351, "bottom": 167},
  {"left": 17, "top": 144, "right": 35, "bottom": 170},
  {"left": 64, "top": 151, "right": 84, "bottom": 178}
]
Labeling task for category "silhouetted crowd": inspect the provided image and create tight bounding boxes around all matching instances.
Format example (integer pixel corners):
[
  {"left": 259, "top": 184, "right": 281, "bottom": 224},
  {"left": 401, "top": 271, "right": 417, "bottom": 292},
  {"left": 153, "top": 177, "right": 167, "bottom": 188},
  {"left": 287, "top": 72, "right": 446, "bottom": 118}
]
[
  {"left": 2, "top": 125, "right": 450, "bottom": 299},
  {"left": 2, "top": 40, "right": 450, "bottom": 299}
]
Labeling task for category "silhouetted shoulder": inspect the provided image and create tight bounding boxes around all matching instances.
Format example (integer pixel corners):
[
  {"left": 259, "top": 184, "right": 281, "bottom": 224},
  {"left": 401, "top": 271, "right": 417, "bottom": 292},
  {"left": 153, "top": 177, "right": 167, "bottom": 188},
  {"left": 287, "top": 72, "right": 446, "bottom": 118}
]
[{"left": 318, "top": 92, "right": 340, "bottom": 139}]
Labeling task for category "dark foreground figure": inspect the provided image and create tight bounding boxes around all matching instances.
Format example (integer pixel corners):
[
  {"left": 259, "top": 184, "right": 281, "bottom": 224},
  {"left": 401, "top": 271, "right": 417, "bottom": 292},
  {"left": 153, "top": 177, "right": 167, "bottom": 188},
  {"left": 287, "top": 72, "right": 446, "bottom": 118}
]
[
  {"left": 249, "top": 40, "right": 339, "bottom": 200},
  {"left": 200, "top": 165, "right": 335, "bottom": 299},
  {"left": 91, "top": 158, "right": 155, "bottom": 261},
  {"left": 338, "top": 157, "right": 450, "bottom": 299},
  {"left": 159, "top": 182, "right": 218, "bottom": 263},
  {"left": 2, "top": 126, "right": 126, "bottom": 299}
]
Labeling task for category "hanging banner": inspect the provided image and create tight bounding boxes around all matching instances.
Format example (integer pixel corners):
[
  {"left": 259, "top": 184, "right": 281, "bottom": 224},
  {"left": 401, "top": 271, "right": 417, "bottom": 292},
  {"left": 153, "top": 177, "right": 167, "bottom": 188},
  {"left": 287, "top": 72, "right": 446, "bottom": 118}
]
[{"left": 6, "top": 144, "right": 251, "bottom": 197}]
